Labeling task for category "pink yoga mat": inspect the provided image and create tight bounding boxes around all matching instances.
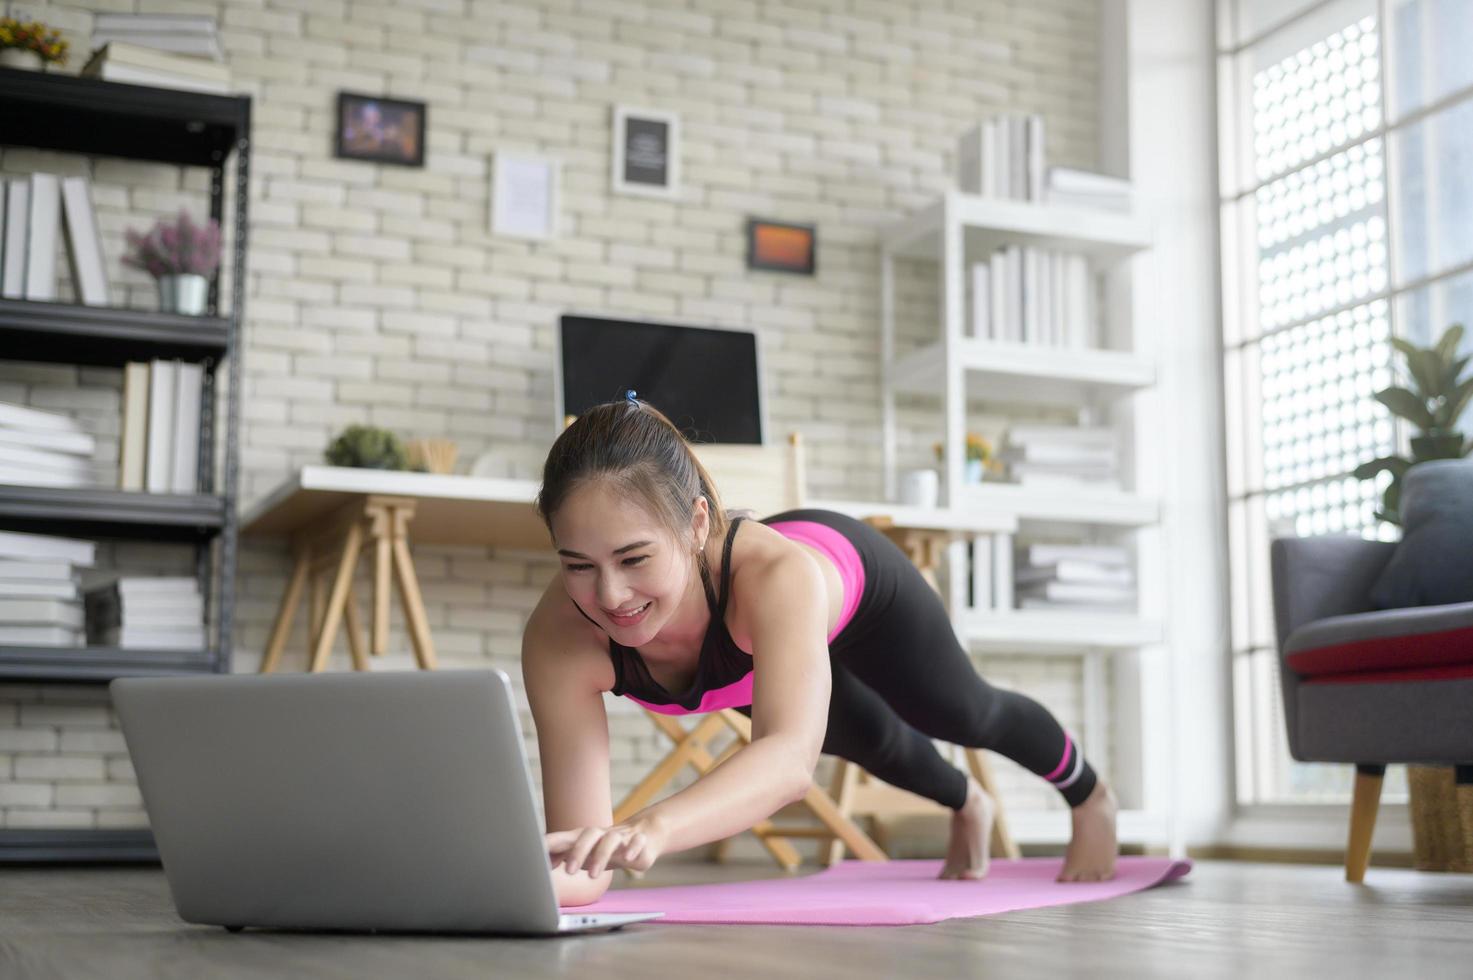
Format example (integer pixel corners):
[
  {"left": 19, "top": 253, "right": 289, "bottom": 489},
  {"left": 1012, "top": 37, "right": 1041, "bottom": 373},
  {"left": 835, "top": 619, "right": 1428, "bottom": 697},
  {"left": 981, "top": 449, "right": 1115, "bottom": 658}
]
[{"left": 568, "top": 857, "right": 1192, "bottom": 926}]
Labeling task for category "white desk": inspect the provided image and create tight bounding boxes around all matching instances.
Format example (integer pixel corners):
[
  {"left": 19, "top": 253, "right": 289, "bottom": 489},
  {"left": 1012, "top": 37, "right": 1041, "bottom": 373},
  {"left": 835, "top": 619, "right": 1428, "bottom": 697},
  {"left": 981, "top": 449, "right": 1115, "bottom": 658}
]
[{"left": 239, "top": 467, "right": 1017, "bottom": 673}]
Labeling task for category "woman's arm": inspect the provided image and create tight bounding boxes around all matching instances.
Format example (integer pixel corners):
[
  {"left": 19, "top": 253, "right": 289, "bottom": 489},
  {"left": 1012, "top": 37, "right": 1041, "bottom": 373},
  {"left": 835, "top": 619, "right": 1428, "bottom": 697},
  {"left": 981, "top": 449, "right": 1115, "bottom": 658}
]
[
  {"left": 521, "top": 602, "right": 618, "bottom": 907},
  {"left": 556, "top": 550, "right": 833, "bottom": 873}
]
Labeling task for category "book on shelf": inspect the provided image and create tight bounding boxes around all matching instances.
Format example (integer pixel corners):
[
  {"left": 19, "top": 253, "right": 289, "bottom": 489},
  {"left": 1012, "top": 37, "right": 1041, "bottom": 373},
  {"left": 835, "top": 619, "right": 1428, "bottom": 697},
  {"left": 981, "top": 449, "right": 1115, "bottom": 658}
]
[
  {"left": 969, "top": 262, "right": 991, "bottom": 339},
  {"left": 973, "top": 246, "right": 1095, "bottom": 349},
  {"left": 81, "top": 60, "right": 231, "bottom": 95},
  {"left": 82, "top": 42, "right": 231, "bottom": 94},
  {"left": 85, "top": 42, "right": 230, "bottom": 81},
  {"left": 121, "top": 361, "right": 204, "bottom": 495},
  {"left": 0, "top": 597, "right": 84, "bottom": 630},
  {"left": 92, "top": 13, "right": 223, "bottom": 60},
  {"left": 0, "top": 442, "right": 93, "bottom": 480},
  {"left": 1020, "top": 542, "right": 1130, "bottom": 568},
  {"left": 0, "top": 401, "right": 97, "bottom": 490},
  {"left": 120, "top": 362, "right": 149, "bottom": 491},
  {"left": 94, "top": 12, "right": 219, "bottom": 34},
  {"left": 0, "top": 530, "right": 96, "bottom": 567},
  {"left": 1017, "top": 597, "right": 1135, "bottom": 613},
  {"left": 0, "top": 625, "right": 84, "bottom": 646},
  {"left": 2, "top": 179, "right": 29, "bottom": 299},
  {"left": 1016, "top": 580, "right": 1136, "bottom": 604},
  {"left": 145, "top": 359, "right": 176, "bottom": 494},
  {"left": 24, "top": 173, "right": 60, "bottom": 302},
  {"left": 1015, "top": 560, "right": 1135, "bottom": 587},
  {"left": 1003, "top": 423, "right": 1119, "bottom": 487},
  {"left": 172, "top": 361, "right": 203, "bottom": 494},
  {"left": 0, "top": 580, "right": 79, "bottom": 600},
  {"left": 1045, "top": 167, "right": 1133, "bottom": 213},
  {"left": 96, "top": 625, "right": 205, "bottom": 650},
  {"left": 0, "top": 423, "right": 96, "bottom": 456},
  {"left": 956, "top": 112, "right": 1046, "bottom": 202},
  {"left": 0, "top": 559, "right": 77, "bottom": 581},
  {"left": 59, "top": 176, "right": 110, "bottom": 306},
  {"left": 85, "top": 577, "right": 202, "bottom": 647}
]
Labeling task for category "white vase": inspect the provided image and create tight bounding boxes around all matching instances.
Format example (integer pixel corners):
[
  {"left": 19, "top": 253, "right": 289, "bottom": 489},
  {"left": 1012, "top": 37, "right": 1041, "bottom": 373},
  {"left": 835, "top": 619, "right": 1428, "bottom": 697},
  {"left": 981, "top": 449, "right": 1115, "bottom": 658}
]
[
  {"left": 157, "top": 274, "right": 210, "bottom": 316},
  {"left": 964, "top": 458, "right": 985, "bottom": 484},
  {"left": 0, "top": 48, "right": 46, "bottom": 71}
]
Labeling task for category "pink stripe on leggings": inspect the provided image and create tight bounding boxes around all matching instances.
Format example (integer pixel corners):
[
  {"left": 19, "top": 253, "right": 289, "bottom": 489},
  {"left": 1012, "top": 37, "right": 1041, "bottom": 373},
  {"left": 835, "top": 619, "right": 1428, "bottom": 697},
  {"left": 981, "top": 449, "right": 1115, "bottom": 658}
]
[{"left": 1044, "top": 733, "right": 1074, "bottom": 782}]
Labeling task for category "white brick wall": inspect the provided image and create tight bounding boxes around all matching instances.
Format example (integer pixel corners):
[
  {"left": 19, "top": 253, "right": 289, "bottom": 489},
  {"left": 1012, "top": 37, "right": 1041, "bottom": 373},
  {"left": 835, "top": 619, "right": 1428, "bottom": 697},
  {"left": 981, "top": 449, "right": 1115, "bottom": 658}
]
[{"left": 1, "top": 0, "right": 1105, "bottom": 840}]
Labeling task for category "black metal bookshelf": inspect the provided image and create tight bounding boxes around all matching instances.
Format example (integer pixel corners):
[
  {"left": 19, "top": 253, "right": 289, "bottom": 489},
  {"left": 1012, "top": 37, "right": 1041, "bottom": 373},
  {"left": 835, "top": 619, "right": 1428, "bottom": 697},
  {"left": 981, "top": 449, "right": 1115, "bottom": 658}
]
[{"left": 0, "top": 67, "right": 252, "bottom": 862}]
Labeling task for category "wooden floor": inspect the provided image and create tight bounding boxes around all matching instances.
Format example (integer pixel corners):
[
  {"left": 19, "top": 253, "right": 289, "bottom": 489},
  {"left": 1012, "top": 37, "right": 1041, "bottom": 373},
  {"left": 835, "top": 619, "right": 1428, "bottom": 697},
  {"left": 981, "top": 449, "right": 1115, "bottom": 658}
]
[{"left": 2, "top": 858, "right": 1471, "bottom": 979}]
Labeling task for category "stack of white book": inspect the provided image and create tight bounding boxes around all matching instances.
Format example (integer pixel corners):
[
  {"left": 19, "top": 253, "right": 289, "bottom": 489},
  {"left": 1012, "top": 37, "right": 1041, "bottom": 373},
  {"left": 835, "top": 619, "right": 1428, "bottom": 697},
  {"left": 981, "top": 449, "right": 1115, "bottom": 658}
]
[
  {"left": 91, "top": 12, "right": 224, "bottom": 60},
  {"left": 84, "top": 576, "right": 205, "bottom": 650},
  {"left": 1015, "top": 543, "right": 1135, "bottom": 612},
  {"left": 957, "top": 113, "right": 1047, "bottom": 201},
  {"left": 968, "top": 247, "right": 1095, "bottom": 347},
  {"left": 1000, "top": 424, "right": 1119, "bottom": 489},
  {"left": 1, "top": 173, "right": 110, "bottom": 305},
  {"left": 0, "top": 403, "right": 99, "bottom": 490},
  {"left": 0, "top": 530, "right": 95, "bottom": 647},
  {"left": 121, "top": 360, "right": 205, "bottom": 495},
  {"left": 81, "top": 40, "right": 230, "bottom": 95},
  {"left": 1045, "top": 168, "right": 1133, "bottom": 213}
]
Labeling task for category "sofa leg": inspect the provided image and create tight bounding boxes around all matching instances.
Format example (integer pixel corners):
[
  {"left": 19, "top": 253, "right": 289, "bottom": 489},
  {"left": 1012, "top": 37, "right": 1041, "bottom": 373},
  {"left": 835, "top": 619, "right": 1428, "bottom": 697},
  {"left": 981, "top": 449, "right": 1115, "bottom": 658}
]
[{"left": 1347, "top": 763, "right": 1385, "bottom": 883}]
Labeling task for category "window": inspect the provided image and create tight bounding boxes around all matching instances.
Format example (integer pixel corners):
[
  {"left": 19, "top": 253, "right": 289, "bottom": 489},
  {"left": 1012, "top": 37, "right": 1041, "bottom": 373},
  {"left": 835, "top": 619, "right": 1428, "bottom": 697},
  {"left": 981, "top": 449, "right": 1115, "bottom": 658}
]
[{"left": 1218, "top": 0, "right": 1473, "bottom": 804}]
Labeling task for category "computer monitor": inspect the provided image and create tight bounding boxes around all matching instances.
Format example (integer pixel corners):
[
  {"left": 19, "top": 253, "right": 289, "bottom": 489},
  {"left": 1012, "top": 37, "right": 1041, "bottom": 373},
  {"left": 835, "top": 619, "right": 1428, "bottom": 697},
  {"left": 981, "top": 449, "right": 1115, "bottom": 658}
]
[{"left": 555, "top": 314, "right": 766, "bottom": 445}]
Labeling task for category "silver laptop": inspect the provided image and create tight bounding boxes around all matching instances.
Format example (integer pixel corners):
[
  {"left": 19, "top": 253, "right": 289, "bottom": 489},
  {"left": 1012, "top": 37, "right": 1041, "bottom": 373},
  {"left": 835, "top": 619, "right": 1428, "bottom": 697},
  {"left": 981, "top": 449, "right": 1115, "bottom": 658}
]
[{"left": 110, "top": 669, "right": 662, "bottom": 935}]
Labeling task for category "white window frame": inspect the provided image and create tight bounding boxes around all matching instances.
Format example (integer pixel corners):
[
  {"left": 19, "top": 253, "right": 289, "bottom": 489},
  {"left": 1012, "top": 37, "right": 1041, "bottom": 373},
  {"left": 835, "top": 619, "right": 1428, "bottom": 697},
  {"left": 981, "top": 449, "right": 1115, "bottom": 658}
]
[{"left": 1217, "top": 0, "right": 1473, "bottom": 810}]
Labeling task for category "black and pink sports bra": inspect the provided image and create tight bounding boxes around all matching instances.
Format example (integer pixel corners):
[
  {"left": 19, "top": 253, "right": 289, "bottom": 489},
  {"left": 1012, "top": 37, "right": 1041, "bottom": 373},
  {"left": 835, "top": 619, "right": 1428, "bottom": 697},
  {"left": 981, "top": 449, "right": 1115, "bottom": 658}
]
[{"left": 595, "top": 513, "right": 865, "bottom": 715}]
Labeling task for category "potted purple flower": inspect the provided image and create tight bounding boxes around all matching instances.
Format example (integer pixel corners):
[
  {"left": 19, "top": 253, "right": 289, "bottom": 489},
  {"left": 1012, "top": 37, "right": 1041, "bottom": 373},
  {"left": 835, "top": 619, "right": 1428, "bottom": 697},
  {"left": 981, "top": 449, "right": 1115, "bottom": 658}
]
[{"left": 121, "top": 210, "right": 223, "bottom": 316}]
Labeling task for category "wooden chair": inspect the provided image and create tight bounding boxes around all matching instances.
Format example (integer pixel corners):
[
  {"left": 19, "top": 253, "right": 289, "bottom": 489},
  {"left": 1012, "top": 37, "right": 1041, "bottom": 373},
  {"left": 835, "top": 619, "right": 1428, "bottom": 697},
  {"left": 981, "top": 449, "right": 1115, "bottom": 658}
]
[{"left": 613, "top": 433, "right": 1019, "bottom": 869}]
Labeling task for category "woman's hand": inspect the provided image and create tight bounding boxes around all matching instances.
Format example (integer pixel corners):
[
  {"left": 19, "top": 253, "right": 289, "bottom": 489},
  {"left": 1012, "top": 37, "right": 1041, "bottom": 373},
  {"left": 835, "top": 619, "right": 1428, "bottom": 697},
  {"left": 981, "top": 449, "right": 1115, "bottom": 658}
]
[{"left": 545, "top": 815, "right": 668, "bottom": 877}]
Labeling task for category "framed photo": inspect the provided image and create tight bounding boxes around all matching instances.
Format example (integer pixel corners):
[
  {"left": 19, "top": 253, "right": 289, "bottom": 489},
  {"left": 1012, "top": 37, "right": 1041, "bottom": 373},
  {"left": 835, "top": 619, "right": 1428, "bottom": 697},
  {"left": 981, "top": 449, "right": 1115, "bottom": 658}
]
[
  {"left": 491, "top": 152, "right": 560, "bottom": 240},
  {"left": 334, "top": 92, "right": 426, "bottom": 168},
  {"left": 611, "top": 105, "right": 680, "bottom": 198},
  {"left": 746, "top": 218, "right": 816, "bottom": 275}
]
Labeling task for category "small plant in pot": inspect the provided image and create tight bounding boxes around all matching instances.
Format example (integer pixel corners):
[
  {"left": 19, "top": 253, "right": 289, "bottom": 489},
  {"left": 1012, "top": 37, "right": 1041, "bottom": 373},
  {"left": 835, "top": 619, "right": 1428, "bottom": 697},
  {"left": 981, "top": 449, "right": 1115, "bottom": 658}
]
[
  {"left": 324, "top": 425, "right": 410, "bottom": 471},
  {"left": 121, "top": 210, "right": 223, "bottom": 316},
  {"left": 1354, "top": 323, "right": 1473, "bottom": 525},
  {"left": 0, "top": 17, "right": 68, "bottom": 71}
]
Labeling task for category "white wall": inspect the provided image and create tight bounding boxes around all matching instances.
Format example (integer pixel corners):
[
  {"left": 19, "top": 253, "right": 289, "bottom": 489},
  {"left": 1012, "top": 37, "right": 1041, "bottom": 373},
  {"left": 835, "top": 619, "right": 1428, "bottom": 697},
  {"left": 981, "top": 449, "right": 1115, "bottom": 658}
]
[{"left": 0, "top": 0, "right": 1107, "bottom": 839}]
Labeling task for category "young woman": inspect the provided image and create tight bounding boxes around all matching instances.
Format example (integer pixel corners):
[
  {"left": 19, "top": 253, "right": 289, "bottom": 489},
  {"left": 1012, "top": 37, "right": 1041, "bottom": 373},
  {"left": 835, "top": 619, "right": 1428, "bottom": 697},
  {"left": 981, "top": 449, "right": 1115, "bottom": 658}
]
[{"left": 523, "top": 394, "right": 1118, "bottom": 908}]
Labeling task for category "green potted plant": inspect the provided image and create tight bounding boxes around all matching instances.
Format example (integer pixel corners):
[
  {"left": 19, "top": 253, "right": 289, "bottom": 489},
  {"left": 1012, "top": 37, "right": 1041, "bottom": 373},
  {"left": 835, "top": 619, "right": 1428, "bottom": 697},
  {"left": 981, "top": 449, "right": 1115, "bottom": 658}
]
[
  {"left": 1354, "top": 324, "right": 1473, "bottom": 525},
  {"left": 324, "top": 425, "right": 410, "bottom": 471},
  {"left": 0, "top": 17, "right": 68, "bottom": 71}
]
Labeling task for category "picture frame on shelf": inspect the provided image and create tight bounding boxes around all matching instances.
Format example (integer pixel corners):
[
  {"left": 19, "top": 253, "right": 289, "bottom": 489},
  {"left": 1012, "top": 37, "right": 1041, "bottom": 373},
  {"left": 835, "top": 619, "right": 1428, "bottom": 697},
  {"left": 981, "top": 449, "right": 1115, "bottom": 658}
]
[
  {"left": 334, "top": 91, "right": 426, "bottom": 168},
  {"left": 746, "top": 218, "right": 816, "bottom": 275},
  {"left": 490, "top": 152, "right": 559, "bottom": 240},
  {"left": 611, "top": 105, "right": 679, "bottom": 198}
]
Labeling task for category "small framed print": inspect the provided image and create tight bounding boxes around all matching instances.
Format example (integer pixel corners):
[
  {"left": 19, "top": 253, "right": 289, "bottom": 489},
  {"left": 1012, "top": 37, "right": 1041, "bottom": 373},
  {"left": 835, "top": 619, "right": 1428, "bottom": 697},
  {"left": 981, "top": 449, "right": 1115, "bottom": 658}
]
[
  {"left": 747, "top": 219, "right": 816, "bottom": 275},
  {"left": 612, "top": 105, "right": 680, "bottom": 198},
  {"left": 491, "top": 152, "right": 560, "bottom": 240},
  {"left": 334, "top": 92, "right": 426, "bottom": 167}
]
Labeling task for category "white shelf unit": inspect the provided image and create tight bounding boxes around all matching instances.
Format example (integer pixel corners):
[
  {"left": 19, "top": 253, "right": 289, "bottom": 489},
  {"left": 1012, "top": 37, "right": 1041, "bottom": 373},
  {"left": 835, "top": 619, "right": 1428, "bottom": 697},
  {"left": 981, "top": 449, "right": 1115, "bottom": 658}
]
[{"left": 877, "top": 190, "right": 1176, "bottom": 855}]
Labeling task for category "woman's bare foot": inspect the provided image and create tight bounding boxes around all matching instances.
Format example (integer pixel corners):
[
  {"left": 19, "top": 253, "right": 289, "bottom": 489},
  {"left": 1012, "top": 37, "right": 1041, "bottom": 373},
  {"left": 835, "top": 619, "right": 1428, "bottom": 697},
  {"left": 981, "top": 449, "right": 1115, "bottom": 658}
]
[
  {"left": 939, "top": 776, "right": 995, "bottom": 880},
  {"left": 1057, "top": 779, "right": 1118, "bottom": 882}
]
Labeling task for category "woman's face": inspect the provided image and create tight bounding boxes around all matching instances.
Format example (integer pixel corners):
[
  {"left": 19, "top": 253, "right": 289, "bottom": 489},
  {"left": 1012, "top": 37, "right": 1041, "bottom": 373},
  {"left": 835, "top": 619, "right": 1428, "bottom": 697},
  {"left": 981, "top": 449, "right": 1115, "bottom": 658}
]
[{"left": 550, "top": 481, "right": 707, "bottom": 645}]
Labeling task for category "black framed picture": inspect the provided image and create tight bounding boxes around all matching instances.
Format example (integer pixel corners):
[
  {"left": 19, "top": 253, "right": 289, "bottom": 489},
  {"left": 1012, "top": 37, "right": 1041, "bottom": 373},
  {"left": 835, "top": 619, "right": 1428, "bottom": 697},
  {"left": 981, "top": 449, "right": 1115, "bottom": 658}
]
[
  {"left": 612, "top": 105, "right": 680, "bottom": 198},
  {"left": 334, "top": 92, "right": 426, "bottom": 167},
  {"left": 746, "top": 218, "right": 817, "bottom": 275}
]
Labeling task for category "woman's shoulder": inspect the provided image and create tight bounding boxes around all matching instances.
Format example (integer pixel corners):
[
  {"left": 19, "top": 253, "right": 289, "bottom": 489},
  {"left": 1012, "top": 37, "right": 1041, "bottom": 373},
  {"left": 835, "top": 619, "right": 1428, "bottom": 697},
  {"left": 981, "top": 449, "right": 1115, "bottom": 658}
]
[
  {"left": 523, "top": 574, "right": 616, "bottom": 693},
  {"left": 725, "top": 516, "right": 831, "bottom": 619}
]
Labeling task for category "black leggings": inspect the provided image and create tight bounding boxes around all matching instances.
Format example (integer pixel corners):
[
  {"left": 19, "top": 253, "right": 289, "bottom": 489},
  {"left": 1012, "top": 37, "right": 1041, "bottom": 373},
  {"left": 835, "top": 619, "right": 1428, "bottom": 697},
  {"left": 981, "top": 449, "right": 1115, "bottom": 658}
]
[{"left": 739, "top": 510, "right": 1099, "bottom": 811}]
